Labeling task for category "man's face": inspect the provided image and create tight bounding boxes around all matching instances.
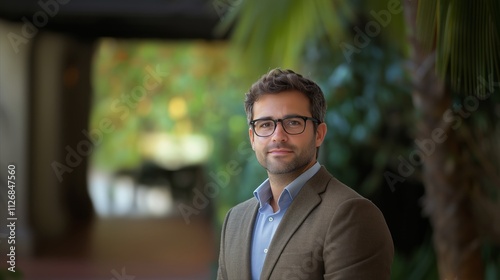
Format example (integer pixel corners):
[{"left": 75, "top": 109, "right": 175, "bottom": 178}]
[{"left": 249, "top": 90, "right": 327, "bottom": 176}]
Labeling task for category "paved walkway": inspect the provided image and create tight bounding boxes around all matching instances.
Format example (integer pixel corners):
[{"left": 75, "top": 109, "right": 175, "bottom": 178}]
[{"left": 18, "top": 217, "right": 217, "bottom": 279}]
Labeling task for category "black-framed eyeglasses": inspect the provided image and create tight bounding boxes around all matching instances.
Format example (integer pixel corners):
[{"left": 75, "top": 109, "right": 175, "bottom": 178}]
[{"left": 250, "top": 116, "right": 320, "bottom": 137}]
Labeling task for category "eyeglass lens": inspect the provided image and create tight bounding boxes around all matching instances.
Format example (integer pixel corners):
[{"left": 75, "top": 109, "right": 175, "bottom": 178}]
[{"left": 253, "top": 117, "right": 306, "bottom": 136}]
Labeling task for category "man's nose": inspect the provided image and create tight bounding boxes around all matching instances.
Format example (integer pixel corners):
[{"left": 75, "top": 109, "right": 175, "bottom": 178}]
[{"left": 272, "top": 121, "right": 288, "bottom": 142}]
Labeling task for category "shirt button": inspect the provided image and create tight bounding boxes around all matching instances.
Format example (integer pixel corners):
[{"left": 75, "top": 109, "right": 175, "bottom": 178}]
[
  {"left": 264, "top": 249, "right": 268, "bottom": 254},
  {"left": 268, "top": 217, "right": 274, "bottom": 222}
]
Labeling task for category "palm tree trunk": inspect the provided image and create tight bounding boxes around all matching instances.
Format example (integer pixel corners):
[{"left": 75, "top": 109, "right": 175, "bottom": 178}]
[{"left": 403, "top": 1, "right": 484, "bottom": 279}]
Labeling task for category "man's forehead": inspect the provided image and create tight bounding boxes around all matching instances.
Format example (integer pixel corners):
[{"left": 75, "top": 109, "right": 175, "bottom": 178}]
[{"left": 252, "top": 93, "right": 311, "bottom": 118}]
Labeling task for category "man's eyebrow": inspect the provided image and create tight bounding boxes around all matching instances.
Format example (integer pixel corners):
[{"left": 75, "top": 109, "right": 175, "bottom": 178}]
[
  {"left": 252, "top": 116, "right": 273, "bottom": 121},
  {"left": 283, "top": 114, "right": 303, "bottom": 118},
  {"left": 253, "top": 114, "right": 304, "bottom": 120}
]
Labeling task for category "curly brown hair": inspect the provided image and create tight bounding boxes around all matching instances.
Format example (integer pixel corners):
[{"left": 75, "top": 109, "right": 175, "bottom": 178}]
[{"left": 244, "top": 68, "right": 326, "bottom": 125}]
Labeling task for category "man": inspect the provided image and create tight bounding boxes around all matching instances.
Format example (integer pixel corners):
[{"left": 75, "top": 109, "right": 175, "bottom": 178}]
[{"left": 217, "top": 69, "right": 394, "bottom": 280}]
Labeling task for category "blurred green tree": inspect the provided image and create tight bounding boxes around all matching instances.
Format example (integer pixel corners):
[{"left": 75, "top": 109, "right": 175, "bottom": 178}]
[{"left": 91, "top": 40, "right": 247, "bottom": 172}]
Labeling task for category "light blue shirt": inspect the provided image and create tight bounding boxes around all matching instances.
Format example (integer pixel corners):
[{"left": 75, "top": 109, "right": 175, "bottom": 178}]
[{"left": 250, "top": 162, "right": 321, "bottom": 280}]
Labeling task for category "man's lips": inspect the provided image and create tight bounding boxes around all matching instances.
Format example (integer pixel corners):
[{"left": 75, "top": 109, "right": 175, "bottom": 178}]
[{"left": 267, "top": 148, "right": 293, "bottom": 155}]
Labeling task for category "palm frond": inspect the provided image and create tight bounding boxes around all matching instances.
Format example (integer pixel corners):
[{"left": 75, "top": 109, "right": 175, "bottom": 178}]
[
  {"left": 216, "top": 0, "right": 347, "bottom": 79},
  {"left": 417, "top": 0, "right": 500, "bottom": 97}
]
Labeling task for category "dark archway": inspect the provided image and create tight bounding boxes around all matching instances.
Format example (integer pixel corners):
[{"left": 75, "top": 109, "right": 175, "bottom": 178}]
[{"left": 0, "top": 0, "right": 230, "bottom": 277}]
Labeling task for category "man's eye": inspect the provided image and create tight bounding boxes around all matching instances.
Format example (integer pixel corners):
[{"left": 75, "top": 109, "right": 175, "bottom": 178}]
[
  {"left": 286, "top": 119, "right": 302, "bottom": 126},
  {"left": 258, "top": 121, "right": 273, "bottom": 128}
]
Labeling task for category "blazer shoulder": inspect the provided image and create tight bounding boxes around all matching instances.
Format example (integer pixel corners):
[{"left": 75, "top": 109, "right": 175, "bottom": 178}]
[
  {"left": 312, "top": 167, "right": 379, "bottom": 214},
  {"left": 313, "top": 166, "right": 365, "bottom": 201},
  {"left": 326, "top": 176, "right": 365, "bottom": 200}
]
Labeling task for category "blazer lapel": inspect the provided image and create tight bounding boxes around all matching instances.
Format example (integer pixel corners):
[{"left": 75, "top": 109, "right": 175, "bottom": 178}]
[{"left": 259, "top": 167, "right": 331, "bottom": 279}]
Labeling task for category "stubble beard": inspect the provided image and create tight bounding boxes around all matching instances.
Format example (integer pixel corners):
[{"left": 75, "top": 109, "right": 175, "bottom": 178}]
[{"left": 260, "top": 142, "right": 317, "bottom": 175}]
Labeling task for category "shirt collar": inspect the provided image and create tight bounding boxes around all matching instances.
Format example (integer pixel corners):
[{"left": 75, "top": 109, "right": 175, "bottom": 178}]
[{"left": 253, "top": 162, "right": 321, "bottom": 209}]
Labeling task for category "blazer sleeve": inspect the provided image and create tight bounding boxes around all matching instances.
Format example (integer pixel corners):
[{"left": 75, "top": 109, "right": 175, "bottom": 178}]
[
  {"left": 323, "top": 198, "right": 394, "bottom": 279},
  {"left": 216, "top": 208, "right": 231, "bottom": 280}
]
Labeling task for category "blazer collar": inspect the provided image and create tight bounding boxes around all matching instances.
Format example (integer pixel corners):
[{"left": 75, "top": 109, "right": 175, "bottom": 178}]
[{"left": 260, "top": 166, "right": 332, "bottom": 279}]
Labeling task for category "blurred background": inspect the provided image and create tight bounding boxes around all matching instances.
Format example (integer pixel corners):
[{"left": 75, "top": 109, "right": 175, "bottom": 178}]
[{"left": 0, "top": 0, "right": 499, "bottom": 279}]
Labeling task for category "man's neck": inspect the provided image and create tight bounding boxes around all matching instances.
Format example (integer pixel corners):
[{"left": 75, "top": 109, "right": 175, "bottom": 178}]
[
  {"left": 266, "top": 161, "right": 318, "bottom": 212},
  {"left": 267, "top": 172, "right": 298, "bottom": 212}
]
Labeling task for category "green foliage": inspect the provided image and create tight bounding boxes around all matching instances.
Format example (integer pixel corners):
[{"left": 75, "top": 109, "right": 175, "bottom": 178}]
[
  {"left": 91, "top": 40, "right": 248, "bottom": 172},
  {"left": 305, "top": 41, "right": 414, "bottom": 197}
]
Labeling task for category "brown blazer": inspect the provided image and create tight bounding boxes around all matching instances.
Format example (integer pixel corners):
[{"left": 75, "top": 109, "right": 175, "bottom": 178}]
[{"left": 217, "top": 166, "right": 394, "bottom": 280}]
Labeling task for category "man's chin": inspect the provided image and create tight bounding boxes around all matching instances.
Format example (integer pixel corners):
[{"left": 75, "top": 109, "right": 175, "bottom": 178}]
[{"left": 265, "top": 164, "right": 298, "bottom": 175}]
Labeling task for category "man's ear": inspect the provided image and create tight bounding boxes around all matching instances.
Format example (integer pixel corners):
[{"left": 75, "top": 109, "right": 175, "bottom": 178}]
[
  {"left": 249, "top": 128, "right": 255, "bottom": 150},
  {"left": 315, "top": 122, "right": 327, "bottom": 147}
]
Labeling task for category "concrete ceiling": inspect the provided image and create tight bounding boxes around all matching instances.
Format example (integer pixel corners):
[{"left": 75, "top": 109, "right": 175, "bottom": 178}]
[{"left": 0, "top": 0, "right": 231, "bottom": 39}]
